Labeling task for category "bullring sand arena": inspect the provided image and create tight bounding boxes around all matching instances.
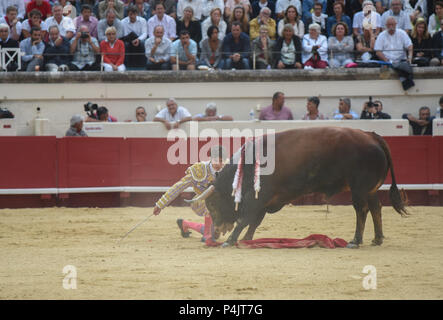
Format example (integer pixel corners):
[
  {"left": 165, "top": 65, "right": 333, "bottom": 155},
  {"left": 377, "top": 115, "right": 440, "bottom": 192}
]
[{"left": 0, "top": 205, "right": 442, "bottom": 300}]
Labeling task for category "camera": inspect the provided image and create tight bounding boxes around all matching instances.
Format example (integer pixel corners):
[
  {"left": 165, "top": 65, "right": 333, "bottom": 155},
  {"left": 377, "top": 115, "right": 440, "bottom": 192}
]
[
  {"left": 367, "top": 96, "right": 375, "bottom": 109},
  {"left": 81, "top": 32, "right": 89, "bottom": 39},
  {"left": 84, "top": 102, "right": 98, "bottom": 118}
]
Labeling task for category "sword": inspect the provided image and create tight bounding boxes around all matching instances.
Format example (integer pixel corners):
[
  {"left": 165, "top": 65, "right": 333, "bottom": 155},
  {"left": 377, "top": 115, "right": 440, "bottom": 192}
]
[{"left": 117, "top": 213, "right": 154, "bottom": 244}]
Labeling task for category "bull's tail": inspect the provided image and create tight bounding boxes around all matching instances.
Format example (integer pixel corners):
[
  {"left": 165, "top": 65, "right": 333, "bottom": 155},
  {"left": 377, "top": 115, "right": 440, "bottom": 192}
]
[{"left": 371, "top": 133, "right": 409, "bottom": 216}]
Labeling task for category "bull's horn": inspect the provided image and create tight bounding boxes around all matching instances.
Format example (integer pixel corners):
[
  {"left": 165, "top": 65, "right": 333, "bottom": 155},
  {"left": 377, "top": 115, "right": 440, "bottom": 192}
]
[{"left": 184, "top": 185, "right": 215, "bottom": 203}]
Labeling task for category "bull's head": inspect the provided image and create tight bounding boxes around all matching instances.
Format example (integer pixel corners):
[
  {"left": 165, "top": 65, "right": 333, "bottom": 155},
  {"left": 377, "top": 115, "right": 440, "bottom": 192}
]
[{"left": 185, "top": 184, "right": 236, "bottom": 238}]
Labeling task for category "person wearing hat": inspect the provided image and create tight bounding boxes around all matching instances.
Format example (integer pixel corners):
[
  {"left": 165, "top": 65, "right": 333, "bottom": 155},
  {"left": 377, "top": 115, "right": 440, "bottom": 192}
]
[
  {"left": 332, "top": 97, "right": 359, "bottom": 119},
  {"left": 66, "top": 114, "right": 88, "bottom": 136},
  {"left": 352, "top": 0, "right": 382, "bottom": 38},
  {"left": 153, "top": 145, "right": 229, "bottom": 243},
  {"left": 192, "top": 102, "right": 234, "bottom": 121}
]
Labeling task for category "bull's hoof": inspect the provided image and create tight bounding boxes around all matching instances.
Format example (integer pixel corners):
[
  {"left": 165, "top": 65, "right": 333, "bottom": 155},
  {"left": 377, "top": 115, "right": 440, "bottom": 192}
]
[
  {"left": 346, "top": 243, "right": 360, "bottom": 249},
  {"left": 371, "top": 239, "right": 383, "bottom": 246}
]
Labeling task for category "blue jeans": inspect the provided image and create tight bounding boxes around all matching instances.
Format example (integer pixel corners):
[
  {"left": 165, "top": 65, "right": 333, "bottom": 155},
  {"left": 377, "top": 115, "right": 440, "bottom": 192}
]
[{"left": 223, "top": 57, "right": 250, "bottom": 70}]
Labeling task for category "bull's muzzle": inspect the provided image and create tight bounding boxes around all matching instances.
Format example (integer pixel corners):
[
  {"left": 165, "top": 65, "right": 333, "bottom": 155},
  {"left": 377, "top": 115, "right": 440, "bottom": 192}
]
[{"left": 184, "top": 185, "right": 215, "bottom": 204}]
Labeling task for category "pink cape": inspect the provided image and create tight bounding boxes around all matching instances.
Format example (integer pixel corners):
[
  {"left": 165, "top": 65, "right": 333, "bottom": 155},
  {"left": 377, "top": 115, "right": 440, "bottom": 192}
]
[{"left": 206, "top": 234, "right": 348, "bottom": 249}]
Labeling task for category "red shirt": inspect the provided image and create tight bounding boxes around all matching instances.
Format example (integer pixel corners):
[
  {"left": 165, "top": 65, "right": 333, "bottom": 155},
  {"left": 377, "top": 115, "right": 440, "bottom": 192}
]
[
  {"left": 26, "top": 1, "right": 52, "bottom": 20},
  {"left": 100, "top": 39, "right": 125, "bottom": 66}
]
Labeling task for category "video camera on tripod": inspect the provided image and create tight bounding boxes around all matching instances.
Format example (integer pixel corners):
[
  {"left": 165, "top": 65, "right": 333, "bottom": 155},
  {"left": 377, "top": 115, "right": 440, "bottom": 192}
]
[{"left": 84, "top": 102, "right": 98, "bottom": 119}]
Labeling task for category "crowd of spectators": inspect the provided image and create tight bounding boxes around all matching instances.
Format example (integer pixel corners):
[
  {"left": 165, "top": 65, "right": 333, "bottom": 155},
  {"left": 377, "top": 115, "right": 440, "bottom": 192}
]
[{"left": 0, "top": 0, "right": 442, "bottom": 71}]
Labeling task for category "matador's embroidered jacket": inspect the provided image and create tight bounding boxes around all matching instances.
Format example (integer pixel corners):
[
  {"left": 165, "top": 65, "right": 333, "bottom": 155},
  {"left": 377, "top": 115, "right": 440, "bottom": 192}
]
[{"left": 155, "top": 161, "right": 217, "bottom": 216}]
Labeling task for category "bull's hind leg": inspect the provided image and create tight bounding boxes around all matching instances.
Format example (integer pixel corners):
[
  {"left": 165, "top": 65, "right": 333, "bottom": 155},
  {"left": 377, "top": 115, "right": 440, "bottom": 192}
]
[
  {"left": 368, "top": 193, "right": 384, "bottom": 246},
  {"left": 348, "top": 194, "right": 369, "bottom": 248},
  {"left": 242, "top": 210, "right": 266, "bottom": 241}
]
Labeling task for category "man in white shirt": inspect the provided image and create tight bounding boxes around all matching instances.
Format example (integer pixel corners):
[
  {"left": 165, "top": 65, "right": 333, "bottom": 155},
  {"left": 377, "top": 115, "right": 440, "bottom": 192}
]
[
  {"left": 375, "top": 16, "right": 413, "bottom": 64},
  {"left": 121, "top": 5, "right": 148, "bottom": 67},
  {"left": 147, "top": 2, "right": 177, "bottom": 41},
  {"left": 154, "top": 98, "right": 192, "bottom": 130},
  {"left": 177, "top": 0, "right": 203, "bottom": 21},
  {"left": 0, "top": 5, "right": 22, "bottom": 41},
  {"left": 45, "top": 4, "right": 75, "bottom": 39},
  {"left": 0, "top": 0, "right": 26, "bottom": 20},
  {"left": 381, "top": 0, "right": 412, "bottom": 33},
  {"left": 201, "top": 0, "right": 224, "bottom": 20},
  {"left": 353, "top": 0, "right": 382, "bottom": 37},
  {"left": 145, "top": 25, "right": 172, "bottom": 70}
]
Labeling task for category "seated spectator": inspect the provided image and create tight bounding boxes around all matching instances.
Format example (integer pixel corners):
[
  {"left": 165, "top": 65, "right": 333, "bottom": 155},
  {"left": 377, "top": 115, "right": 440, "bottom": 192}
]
[
  {"left": 145, "top": 25, "right": 172, "bottom": 70},
  {"left": 332, "top": 97, "right": 359, "bottom": 119},
  {"left": 86, "top": 106, "right": 119, "bottom": 122},
  {"left": 0, "top": 1, "right": 26, "bottom": 21},
  {"left": 125, "top": 0, "right": 151, "bottom": 21},
  {"left": 273, "top": 24, "right": 302, "bottom": 69},
  {"left": 121, "top": 5, "right": 148, "bottom": 68},
  {"left": 154, "top": 98, "right": 192, "bottom": 130},
  {"left": 0, "top": 23, "right": 20, "bottom": 71},
  {"left": 355, "top": 23, "right": 375, "bottom": 61},
  {"left": 402, "top": 106, "right": 434, "bottom": 135},
  {"left": 259, "top": 91, "right": 294, "bottom": 120},
  {"left": 302, "top": 0, "right": 327, "bottom": 25},
  {"left": 302, "top": 23, "right": 328, "bottom": 69},
  {"left": 431, "top": 21, "right": 443, "bottom": 66},
  {"left": 353, "top": 0, "right": 382, "bottom": 38},
  {"left": 373, "top": 99, "right": 392, "bottom": 119},
  {"left": 66, "top": 114, "right": 88, "bottom": 136},
  {"left": 277, "top": 5, "right": 304, "bottom": 39},
  {"left": 193, "top": 102, "right": 234, "bottom": 121},
  {"left": 326, "top": 0, "right": 353, "bottom": 18},
  {"left": 252, "top": 25, "right": 275, "bottom": 69},
  {"left": 45, "top": 4, "right": 76, "bottom": 40},
  {"left": 135, "top": 106, "right": 147, "bottom": 121},
  {"left": 249, "top": 7, "right": 277, "bottom": 41},
  {"left": 100, "top": 26, "right": 126, "bottom": 72},
  {"left": 410, "top": 18, "right": 433, "bottom": 67},
  {"left": 198, "top": 25, "right": 224, "bottom": 69},
  {"left": 302, "top": 96, "right": 328, "bottom": 120},
  {"left": 251, "top": 0, "right": 276, "bottom": 20},
  {"left": 0, "top": 6, "right": 22, "bottom": 41},
  {"left": 20, "top": 26, "right": 45, "bottom": 71},
  {"left": 428, "top": 1, "right": 443, "bottom": 37},
  {"left": 360, "top": 99, "right": 379, "bottom": 119},
  {"left": 221, "top": 22, "right": 251, "bottom": 70},
  {"left": 74, "top": 4, "right": 99, "bottom": 39},
  {"left": 43, "top": 25, "right": 72, "bottom": 71},
  {"left": 69, "top": 25, "right": 101, "bottom": 71},
  {"left": 170, "top": 29, "right": 198, "bottom": 70},
  {"left": 177, "top": 0, "right": 203, "bottom": 21},
  {"left": 97, "top": 9, "right": 124, "bottom": 42},
  {"left": 304, "top": 2, "right": 328, "bottom": 35},
  {"left": 60, "top": 0, "right": 77, "bottom": 20},
  {"left": 224, "top": 0, "right": 251, "bottom": 20},
  {"left": 201, "top": 7, "right": 226, "bottom": 42},
  {"left": 375, "top": 16, "right": 413, "bottom": 64},
  {"left": 373, "top": 0, "right": 388, "bottom": 15},
  {"left": 227, "top": 5, "right": 250, "bottom": 35},
  {"left": 26, "top": 0, "right": 52, "bottom": 20},
  {"left": 381, "top": 0, "right": 412, "bottom": 33},
  {"left": 275, "top": 0, "right": 301, "bottom": 20},
  {"left": 435, "top": 96, "right": 443, "bottom": 118},
  {"left": 326, "top": 1, "right": 352, "bottom": 37},
  {"left": 328, "top": 22, "right": 354, "bottom": 68},
  {"left": 98, "top": 0, "right": 125, "bottom": 20},
  {"left": 176, "top": 6, "right": 202, "bottom": 46},
  {"left": 147, "top": 2, "right": 177, "bottom": 41},
  {"left": 403, "top": 0, "right": 428, "bottom": 25},
  {"left": 22, "top": 9, "right": 48, "bottom": 39},
  {"left": 201, "top": 0, "right": 225, "bottom": 21},
  {"left": 148, "top": 0, "right": 177, "bottom": 19}
]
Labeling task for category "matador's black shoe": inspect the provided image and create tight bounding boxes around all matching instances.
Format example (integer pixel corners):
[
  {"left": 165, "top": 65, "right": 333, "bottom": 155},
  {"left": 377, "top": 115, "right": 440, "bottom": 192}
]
[{"left": 176, "top": 219, "right": 191, "bottom": 238}]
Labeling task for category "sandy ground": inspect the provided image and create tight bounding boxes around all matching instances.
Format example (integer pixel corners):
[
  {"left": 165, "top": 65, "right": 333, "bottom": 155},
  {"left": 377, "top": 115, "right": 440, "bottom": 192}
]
[{"left": 0, "top": 205, "right": 442, "bottom": 300}]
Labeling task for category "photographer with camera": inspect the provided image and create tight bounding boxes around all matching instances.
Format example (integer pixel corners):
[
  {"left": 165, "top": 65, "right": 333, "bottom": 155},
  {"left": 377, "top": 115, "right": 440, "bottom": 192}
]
[
  {"left": 69, "top": 25, "right": 101, "bottom": 71},
  {"left": 84, "top": 103, "right": 118, "bottom": 122}
]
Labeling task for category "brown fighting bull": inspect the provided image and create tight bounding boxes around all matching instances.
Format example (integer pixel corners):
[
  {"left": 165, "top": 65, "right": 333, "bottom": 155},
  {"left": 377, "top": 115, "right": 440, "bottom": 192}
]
[{"left": 187, "top": 127, "right": 407, "bottom": 248}]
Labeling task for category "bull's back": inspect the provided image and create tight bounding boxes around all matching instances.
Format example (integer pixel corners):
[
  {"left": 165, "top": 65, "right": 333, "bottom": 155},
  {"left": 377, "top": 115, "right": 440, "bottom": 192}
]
[{"left": 269, "top": 127, "right": 388, "bottom": 197}]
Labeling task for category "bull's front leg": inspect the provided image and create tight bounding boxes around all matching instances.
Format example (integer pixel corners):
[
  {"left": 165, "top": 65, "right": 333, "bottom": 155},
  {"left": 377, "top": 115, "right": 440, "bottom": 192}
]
[{"left": 222, "top": 218, "right": 248, "bottom": 247}]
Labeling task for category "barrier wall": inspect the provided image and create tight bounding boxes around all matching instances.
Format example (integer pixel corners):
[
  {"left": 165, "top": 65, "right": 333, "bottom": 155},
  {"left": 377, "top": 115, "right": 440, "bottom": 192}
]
[{"left": 0, "top": 135, "right": 442, "bottom": 208}]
